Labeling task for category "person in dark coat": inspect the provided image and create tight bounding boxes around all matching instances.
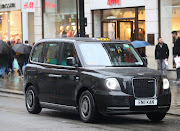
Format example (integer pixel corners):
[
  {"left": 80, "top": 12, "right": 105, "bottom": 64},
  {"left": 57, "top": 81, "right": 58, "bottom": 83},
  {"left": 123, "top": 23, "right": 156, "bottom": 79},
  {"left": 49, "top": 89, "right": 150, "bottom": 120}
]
[
  {"left": 0, "top": 54, "right": 9, "bottom": 78},
  {"left": 16, "top": 53, "right": 26, "bottom": 76},
  {"left": 6, "top": 41, "right": 15, "bottom": 74},
  {"left": 155, "top": 37, "right": 169, "bottom": 76},
  {"left": 172, "top": 31, "right": 180, "bottom": 81},
  {"left": 24, "top": 40, "right": 32, "bottom": 66}
]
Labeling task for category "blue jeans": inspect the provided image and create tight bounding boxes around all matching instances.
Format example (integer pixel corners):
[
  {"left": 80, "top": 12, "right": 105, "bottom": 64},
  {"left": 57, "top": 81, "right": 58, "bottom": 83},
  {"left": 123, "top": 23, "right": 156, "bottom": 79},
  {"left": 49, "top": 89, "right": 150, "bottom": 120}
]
[
  {"left": 158, "top": 59, "right": 167, "bottom": 76},
  {"left": 0, "top": 66, "right": 6, "bottom": 77},
  {"left": 177, "top": 68, "right": 180, "bottom": 80}
]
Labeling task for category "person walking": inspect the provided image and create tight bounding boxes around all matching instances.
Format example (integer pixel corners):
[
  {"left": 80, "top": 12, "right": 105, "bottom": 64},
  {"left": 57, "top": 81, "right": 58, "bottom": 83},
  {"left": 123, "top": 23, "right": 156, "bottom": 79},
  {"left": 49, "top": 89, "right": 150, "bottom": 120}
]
[
  {"left": 172, "top": 31, "right": 180, "bottom": 81},
  {"left": 0, "top": 54, "right": 9, "bottom": 78},
  {"left": 155, "top": 37, "right": 169, "bottom": 76},
  {"left": 24, "top": 40, "right": 32, "bottom": 66},
  {"left": 6, "top": 41, "right": 15, "bottom": 74}
]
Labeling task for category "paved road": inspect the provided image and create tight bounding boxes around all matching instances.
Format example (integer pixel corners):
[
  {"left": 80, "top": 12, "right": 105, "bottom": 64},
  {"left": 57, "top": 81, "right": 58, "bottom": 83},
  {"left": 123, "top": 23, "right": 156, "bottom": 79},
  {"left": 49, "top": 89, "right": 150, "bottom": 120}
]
[{"left": 0, "top": 93, "right": 180, "bottom": 131}]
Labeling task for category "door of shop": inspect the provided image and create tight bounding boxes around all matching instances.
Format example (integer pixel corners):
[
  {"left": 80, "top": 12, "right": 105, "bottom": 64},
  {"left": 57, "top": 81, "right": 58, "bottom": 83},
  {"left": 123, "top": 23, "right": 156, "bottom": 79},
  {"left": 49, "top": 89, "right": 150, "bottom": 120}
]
[
  {"left": 102, "top": 20, "right": 134, "bottom": 40},
  {"left": 117, "top": 21, "right": 133, "bottom": 40}
]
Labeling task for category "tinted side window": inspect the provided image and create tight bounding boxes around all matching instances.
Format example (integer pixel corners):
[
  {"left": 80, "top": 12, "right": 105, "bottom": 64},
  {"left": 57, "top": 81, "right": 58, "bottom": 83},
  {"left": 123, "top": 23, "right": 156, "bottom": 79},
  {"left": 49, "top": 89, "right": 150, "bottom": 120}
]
[
  {"left": 31, "top": 43, "right": 44, "bottom": 63},
  {"left": 61, "top": 43, "right": 77, "bottom": 66},
  {"left": 43, "top": 43, "right": 60, "bottom": 65}
]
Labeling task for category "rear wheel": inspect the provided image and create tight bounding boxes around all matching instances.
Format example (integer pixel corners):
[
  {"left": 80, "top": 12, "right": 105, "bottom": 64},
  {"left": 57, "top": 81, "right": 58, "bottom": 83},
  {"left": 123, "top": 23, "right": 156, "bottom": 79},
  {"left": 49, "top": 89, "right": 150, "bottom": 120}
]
[
  {"left": 79, "top": 91, "right": 98, "bottom": 123},
  {"left": 25, "top": 86, "right": 42, "bottom": 114},
  {"left": 146, "top": 112, "right": 166, "bottom": 122}
]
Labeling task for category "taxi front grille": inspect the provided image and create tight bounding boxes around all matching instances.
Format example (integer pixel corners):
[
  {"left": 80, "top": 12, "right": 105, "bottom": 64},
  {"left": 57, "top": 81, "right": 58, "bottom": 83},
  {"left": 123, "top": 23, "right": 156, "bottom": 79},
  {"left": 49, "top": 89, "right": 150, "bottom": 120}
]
[{"left": 132, "top": 78, "right": 156, "bottom": 98}]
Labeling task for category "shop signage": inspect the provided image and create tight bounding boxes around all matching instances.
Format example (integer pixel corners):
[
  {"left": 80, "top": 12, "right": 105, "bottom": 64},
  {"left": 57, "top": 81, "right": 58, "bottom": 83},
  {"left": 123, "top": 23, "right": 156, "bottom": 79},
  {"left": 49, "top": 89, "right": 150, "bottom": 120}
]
[
  {"left": 45, "top": 0, "right": 57, "bottom": 12},
  {"left": 107, "top": 0, "right": 120, "bottom": 5},
  {"left": 46, "top": 1, "right": 56, "bottom": 10},
  {"left": 0, "top": 3, "right": 15, "bottom": 9},
  {"left": 22, "top": 0, "right": 35, "bottom": 12}
]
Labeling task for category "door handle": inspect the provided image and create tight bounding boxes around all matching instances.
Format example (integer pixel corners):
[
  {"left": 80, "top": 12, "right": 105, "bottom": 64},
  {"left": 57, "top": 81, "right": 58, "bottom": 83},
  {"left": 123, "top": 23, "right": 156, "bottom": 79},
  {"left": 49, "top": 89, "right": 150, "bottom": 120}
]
[{"left": 48, "top": 74, "right": 62, "bottom": 78}]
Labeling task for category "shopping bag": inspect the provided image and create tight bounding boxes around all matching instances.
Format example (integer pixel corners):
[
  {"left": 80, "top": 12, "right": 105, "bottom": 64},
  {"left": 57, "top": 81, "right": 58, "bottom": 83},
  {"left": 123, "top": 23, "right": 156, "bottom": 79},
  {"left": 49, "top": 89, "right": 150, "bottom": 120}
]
[
  {"left": 174, "top": 56, "right": 180, "bottom": 68},
  {"left": 13, "top": 58, "right": 19, "bottom": 69},
  {"left": 165, "top": 60, "right": 168, "bottom": 69}
]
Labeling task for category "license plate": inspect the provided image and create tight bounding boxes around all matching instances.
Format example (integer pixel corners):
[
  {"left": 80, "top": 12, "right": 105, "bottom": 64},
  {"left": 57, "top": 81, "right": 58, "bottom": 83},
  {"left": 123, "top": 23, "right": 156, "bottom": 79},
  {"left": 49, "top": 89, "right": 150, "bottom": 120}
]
[{"left": 135, "top": 99, "right": 157, "bottom": 106}]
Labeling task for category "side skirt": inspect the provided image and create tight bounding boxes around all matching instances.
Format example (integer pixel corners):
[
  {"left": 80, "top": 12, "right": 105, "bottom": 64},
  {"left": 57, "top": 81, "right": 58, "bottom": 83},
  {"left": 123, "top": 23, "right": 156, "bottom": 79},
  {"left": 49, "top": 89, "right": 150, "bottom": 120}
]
[{"left": 40, "top": 102, "right": 78, "bottom": 112}]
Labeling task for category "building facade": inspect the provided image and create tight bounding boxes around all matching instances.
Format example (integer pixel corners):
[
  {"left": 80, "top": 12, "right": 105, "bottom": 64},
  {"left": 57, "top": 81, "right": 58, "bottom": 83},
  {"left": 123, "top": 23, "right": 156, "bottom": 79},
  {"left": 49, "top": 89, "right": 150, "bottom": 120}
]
[
  {"left": 0, "top": 0, "right": 179, "bottom": 79},
  {"left": 83, "top": 0, "right": 180, "bottom": 79}
]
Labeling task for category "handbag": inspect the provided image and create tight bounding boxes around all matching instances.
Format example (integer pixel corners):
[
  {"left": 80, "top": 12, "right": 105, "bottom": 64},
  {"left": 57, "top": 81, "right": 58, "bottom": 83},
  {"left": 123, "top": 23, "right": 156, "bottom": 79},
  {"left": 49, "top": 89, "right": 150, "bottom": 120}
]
[
  {"left": 13, "top": 58, "right": 19, "bottom": 69},
  {"left": 174, "top": 56, "right": 180, "bottom": 68}
]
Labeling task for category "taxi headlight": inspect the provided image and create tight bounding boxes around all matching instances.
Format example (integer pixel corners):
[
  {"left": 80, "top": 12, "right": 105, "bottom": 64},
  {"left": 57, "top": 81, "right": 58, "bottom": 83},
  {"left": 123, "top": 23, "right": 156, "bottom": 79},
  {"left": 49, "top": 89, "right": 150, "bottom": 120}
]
[
  {"left": 105, "top": 78, "right": 120, "bottom": 90},
  {"left": 163, "top": 78, "right": 170, "bottom": 90}
]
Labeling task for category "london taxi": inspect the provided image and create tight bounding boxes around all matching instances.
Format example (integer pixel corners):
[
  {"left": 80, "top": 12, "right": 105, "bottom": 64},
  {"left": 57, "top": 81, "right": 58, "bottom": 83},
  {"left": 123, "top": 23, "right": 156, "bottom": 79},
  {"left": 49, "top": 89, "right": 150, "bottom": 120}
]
[{"left": 24, "top": 38, "right": 171, "bottom": 123}]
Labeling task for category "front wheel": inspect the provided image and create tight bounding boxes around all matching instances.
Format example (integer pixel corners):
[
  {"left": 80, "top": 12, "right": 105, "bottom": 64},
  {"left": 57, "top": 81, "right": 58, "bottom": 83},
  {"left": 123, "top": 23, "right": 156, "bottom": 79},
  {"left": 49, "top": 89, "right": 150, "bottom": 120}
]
[
  {"left": 25, "top": 86, "right": 42, "bottom": 114},
  {"left": 79, "top": 91, "right": 99, "bottom": 123},
  {"left": 146, "top": 112, "right": 166, "bottom": 122}
]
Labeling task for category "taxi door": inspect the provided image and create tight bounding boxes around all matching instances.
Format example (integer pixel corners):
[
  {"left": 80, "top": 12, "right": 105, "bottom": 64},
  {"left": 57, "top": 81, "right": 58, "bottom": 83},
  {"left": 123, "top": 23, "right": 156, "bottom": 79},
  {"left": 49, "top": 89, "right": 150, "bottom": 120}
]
[
  {"left": 38, "top": 42, "right": 61, "bottom": 104},
  {"left": 55, "top": 42, "right": 80, "bottom": 106}
]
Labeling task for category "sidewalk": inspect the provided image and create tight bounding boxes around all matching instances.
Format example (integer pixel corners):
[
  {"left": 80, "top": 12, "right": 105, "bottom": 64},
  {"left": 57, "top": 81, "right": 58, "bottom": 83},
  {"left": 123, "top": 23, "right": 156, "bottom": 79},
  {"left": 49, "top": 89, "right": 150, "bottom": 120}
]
[{"left": 0, "top": 72, "right": 180, "bottom": 116}]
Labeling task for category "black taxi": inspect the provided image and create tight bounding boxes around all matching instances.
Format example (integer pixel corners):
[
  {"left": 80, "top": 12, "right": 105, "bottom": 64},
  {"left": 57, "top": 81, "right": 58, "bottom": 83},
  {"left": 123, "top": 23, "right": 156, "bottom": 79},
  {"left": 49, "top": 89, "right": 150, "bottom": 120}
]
[{"left": 24, "top": 38, "right": 171, "bottom": 123}]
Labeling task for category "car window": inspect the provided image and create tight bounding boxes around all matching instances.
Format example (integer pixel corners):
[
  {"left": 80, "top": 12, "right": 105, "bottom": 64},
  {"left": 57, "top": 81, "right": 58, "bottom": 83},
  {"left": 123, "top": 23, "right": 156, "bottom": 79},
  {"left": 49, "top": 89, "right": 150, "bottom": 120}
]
[
  {"left": 61, "top": 43, "right": 77, "bottom": 66},
  {"left": 78, "top": 43, "right": 144, "bottom": 67},
  {"left": 31, "top": 43, "right": 44, "bottom": 63},
  {"left": 43, "top": 43, "right": 60, "bottom": 65}
]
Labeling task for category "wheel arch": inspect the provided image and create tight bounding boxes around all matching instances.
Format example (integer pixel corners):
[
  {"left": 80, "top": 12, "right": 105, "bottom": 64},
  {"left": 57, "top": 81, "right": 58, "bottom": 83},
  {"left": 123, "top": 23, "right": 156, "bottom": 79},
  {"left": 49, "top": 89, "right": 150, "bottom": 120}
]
[
  {"left": 76, "top": 86, "right": 97, "bottom": 109},
  {"left": 25, "top": 82, "right": 39, "bottom": 94}
]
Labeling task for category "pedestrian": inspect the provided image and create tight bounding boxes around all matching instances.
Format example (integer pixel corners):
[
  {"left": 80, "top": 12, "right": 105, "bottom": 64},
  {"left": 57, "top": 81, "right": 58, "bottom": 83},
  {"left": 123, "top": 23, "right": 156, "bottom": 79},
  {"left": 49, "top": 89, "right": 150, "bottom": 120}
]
[
  {"left": 8, "top": 41, "right": 16, "bottom": 73},
  {"left": 155, "top": 37, "right": 169, "bottom": 76},
  {"left": 16, "top": 53, "right": 26, "bottom": 77},
  {"left": 16, "top": 39, "right": 21, "bottom": 44},
  {"left": 15, "top": 42, "right": 26, "bottom": 77},
  {"left": 0, "top": 54, "right": 9, "bottom": 78},
  {"left": 24, "top": 40, "right": 32, "bottom": 66},
  {"left": 172, "top": 31, "right": 180, "bottom": 81}
]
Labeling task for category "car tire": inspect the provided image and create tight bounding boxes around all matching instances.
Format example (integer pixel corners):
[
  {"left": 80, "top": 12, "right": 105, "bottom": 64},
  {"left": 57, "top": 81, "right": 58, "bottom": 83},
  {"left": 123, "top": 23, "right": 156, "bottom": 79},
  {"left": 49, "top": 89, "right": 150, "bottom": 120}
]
[
  {"left": 25, "top": 86, "right": 42, "bottom": 114},
  {"left": 146, "top": 112, "right": 166, "bottom": 122},
  {"left": 79, "top": 90, "right": 98, "bottom": 123}
]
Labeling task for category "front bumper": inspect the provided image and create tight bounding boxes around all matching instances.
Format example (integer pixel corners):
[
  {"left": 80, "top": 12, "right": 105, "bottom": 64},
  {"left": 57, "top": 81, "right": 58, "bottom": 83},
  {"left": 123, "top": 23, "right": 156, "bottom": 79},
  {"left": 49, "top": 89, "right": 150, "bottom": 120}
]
[{"left": 94, "top": 90, "right": 171, "bottom": 115}]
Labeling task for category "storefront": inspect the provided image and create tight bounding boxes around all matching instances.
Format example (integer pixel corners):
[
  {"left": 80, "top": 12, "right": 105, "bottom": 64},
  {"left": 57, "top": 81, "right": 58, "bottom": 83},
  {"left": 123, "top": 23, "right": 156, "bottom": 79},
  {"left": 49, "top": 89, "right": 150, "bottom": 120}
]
[
  {"left": 92, "top": 7, "right": 145, "bottom": 41},
  {"left": 0, "top": 1, "right": 22, "bottom": 43},
  {"left": 42, "top": 0, "right": 78, "bottom": 38},
  {"left": 90, "top": 0, "right": 145, "bottom": 41}
]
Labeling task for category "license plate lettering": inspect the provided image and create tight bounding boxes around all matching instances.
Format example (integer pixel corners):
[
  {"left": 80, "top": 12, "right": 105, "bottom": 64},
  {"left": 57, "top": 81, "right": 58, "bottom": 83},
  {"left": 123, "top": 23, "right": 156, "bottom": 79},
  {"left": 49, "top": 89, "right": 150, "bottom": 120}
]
[{"left": 135, "top": 99, "right": 157, "bottom": 106}]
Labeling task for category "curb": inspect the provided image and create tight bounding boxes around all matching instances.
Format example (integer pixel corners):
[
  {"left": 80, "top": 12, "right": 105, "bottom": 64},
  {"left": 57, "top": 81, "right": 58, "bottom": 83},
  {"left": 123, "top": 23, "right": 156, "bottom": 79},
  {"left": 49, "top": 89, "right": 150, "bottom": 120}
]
[
  {"left": 167, "top": 113, "right": 180, "bottom": 117},
  {"left": 0, "top": 88, "right": 24, "bottom": 95}
]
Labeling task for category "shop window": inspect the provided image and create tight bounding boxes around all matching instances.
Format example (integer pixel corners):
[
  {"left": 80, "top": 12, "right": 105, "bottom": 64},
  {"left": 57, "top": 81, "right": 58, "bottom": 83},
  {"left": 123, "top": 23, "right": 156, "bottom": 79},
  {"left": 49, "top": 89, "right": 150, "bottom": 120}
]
[
  {"left": 103, "top": 8, "right": 135, "bottom": 19},
  {"left": 43, "top": 0, "right": 78, "bottom": 38},
  {"left": 0, "top": 11, "right": 22, "bottom": 43}
]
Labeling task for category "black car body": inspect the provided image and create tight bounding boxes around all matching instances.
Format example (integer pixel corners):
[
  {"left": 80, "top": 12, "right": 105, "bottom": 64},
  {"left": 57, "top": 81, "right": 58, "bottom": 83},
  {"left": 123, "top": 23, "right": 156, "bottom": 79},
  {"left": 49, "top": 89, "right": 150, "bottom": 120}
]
[{"left": 24, "top": 38, "right": 171, "bottom": 123}]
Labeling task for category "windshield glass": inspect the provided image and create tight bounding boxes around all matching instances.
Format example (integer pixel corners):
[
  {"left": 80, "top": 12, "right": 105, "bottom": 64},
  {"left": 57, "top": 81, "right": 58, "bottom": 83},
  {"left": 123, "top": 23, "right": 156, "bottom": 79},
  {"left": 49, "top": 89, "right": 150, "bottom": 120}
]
[{"left": 78, "top": 43, "right": 144, "bottom": 67}]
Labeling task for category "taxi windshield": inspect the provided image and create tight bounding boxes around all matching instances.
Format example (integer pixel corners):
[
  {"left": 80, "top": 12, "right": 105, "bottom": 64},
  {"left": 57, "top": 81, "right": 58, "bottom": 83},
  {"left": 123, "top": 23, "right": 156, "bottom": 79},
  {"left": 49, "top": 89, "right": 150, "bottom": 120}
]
[{"left": 78, "top": 43, "right": 144, "bottom": 67}]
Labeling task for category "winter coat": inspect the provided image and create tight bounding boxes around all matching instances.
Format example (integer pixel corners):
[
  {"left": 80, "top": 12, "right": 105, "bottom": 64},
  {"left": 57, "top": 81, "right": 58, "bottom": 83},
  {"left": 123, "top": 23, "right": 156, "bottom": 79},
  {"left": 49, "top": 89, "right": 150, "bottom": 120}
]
[
  {"left": 0, "top": 54, "right": 9, "bottom": 66},
  {"left": 155, "top": 43, "right": 169, "bottom": 60},
  {"left": 174, "top": 37, "right": 180, "bottom": 56}
]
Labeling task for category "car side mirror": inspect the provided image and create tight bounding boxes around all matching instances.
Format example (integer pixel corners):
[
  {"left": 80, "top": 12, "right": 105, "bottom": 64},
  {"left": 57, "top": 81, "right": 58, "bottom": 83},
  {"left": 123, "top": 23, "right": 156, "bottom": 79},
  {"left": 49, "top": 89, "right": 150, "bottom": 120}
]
[
  {"left": 142, "top": 57, "right": 148, "bottom": 65},
  {"left": 66, "top": 57, "right": 76, "bottom": 66}
]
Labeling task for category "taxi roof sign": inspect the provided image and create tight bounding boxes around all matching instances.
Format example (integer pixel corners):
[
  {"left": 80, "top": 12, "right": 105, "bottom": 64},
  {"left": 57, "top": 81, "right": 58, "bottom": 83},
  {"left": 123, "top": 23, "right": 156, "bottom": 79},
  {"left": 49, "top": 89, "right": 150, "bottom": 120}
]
[{"left": 97, "top": 38, "right": 111, "bottom": 41}]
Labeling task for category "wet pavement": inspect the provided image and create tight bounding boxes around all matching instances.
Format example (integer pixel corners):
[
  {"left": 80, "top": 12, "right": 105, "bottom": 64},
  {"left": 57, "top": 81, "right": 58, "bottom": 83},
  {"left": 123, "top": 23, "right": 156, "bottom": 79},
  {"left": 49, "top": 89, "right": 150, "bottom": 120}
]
[
  {"left": 0, "top": 72, "right": 180, "bottom": 115},
  {"left": 0, "top": 92, "right": 180, "bottom": 131}
]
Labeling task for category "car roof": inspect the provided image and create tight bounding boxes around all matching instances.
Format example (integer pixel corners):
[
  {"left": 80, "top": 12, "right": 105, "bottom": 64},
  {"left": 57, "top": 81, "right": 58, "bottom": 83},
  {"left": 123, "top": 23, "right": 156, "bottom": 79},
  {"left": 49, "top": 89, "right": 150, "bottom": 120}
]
[{"left": 36, "top": 37, "right": 130, "bottom": 44}]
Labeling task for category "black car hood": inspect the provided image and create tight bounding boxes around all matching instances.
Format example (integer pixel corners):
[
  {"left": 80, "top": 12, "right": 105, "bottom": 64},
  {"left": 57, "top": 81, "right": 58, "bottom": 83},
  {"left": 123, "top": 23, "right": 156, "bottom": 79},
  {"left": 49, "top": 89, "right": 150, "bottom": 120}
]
[{"left": 85, "top": 67, "right": 162, "bottom": 80}]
